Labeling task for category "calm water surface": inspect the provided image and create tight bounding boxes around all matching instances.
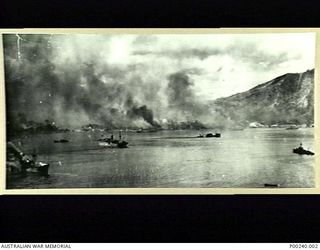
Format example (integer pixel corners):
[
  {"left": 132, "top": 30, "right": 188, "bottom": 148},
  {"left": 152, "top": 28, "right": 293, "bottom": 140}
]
[{"left": 7, "top": 128, "right": 315, "bottom": 189}]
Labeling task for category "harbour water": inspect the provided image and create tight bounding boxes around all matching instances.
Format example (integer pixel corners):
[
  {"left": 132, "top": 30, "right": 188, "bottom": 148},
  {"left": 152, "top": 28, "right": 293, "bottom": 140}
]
[{"left": 6, "top": 128, "right": 315, "bottom": 189}]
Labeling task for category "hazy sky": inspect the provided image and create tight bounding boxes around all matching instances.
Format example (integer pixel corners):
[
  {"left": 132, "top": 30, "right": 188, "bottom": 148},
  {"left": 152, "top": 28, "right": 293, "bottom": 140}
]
[
  {"left": 49, "top": 32, "right": 315, "bottom": 100},
  {"left": 4, "top": 32, "right": 316, "bottom": 128}
]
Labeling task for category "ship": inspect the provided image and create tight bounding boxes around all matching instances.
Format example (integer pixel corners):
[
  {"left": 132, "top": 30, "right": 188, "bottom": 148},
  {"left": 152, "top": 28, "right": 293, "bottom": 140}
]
[
  {"left": 293, "top": 143, "right": 314, "bottom": 155},
  {"left": 6, "top": 142, "right": 50, "bottom": 177},
  {"left": 197, "top": 133, "right": 221, "bottom": 138},
  {"left": 98, "top": 131, "right": 128, "bottom": 148},
  {"left": 98, "top": 140, "right": 128, "bottom": 148},
  {"left": 54, "top": 139, "right": 69, "bottom": 143}
]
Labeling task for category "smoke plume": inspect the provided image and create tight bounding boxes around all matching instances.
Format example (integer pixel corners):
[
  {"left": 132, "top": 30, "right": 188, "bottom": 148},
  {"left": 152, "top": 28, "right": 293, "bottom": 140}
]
[
  {"left": 3, "top": 34, "right": 211, "bottom": 132},
  {"left": 128, "top": 105, "right": 160, "bottom": 127}
]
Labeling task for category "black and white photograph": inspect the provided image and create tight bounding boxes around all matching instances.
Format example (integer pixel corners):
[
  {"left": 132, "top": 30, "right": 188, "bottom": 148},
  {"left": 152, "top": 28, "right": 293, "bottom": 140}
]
[{"left": 3, "top": 31, "right": 316, "bottom": 190}]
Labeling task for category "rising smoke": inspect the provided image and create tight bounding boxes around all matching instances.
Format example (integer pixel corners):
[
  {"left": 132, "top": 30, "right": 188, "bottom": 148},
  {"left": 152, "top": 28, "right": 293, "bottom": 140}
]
[{"left": 3, "top": 34, "right": 212, "bottom": 131}]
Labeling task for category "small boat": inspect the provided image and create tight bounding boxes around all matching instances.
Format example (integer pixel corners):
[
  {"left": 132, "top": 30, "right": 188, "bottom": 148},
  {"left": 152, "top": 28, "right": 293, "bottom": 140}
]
[
  {"left": 293, "top": 143, "right": 314, "bottom": 155},
  {"left": 26, "top": 162, "right": 50, "bottom": 177},
  {"left": 197, "top": 133, "right": 221, "bottom": 138},
  {"left": 98, "top": 141, "right": 118, "bottom": 148},
  {"left": 117, "top": 140, "right": 129, "bottom": 148},
  {"left": 54, "top": 139, "right": 69, "bottom": 143},
  {"left": 98, "top": 132, "right": 128, "bottom": 148},
  {"left": 206, "top": 133, "right": 221, "bottom": 138},
  {"left": 264, "top": 183, "right": 280, "bottom": 188},
  {"left": 98, "top": 140, "right": 128, "bottom": 148},
  {"left": 293, "top": 147, "right": 314, "bottom": 155}
]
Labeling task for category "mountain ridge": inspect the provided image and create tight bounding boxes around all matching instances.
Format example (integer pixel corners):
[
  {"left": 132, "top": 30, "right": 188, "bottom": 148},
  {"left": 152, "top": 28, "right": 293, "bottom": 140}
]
[{"left": 210, "top": 69, "right": 314, "bottom": 126}]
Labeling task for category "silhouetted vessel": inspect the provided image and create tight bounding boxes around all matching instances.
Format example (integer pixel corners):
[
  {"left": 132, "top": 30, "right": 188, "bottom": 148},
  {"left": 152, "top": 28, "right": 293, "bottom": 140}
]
[
  {"left": 197, "top": 133, "right": 221, "bottom": 138},
  {"left": 98, "top": 140, "right": 128, "bottom": 148},
  {"left": 7, "top": 142, "right": 50, "bottom": 177},
  {"left": 98, "top": 132, "right": 128, "bottom": 148},
  {"left": 54, "top": 139, "right": 69, "bottom": 143},
  {"left": 264, "top": 183, "right": 280, "bottom": 188},
  {"left": 293, "top": 143, "right": 314, "bottom": 155}
]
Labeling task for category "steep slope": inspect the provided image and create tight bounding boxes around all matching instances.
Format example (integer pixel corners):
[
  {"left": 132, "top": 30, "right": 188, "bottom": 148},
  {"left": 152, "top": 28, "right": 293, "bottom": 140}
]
[{"left": 211, "top": 69, "right": 314, "bottom": 126}]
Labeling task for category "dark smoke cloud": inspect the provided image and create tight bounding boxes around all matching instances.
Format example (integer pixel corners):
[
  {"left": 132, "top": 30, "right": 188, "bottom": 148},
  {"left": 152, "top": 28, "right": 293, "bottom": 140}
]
[
  {"left": 6, "top": 33, "right": 298, "bottom": 132},
  {"left": 5, "top": 34, "right": 215, "bottom": 132},
  {"left": 167, "top": 71, "right": 195, "bottom": 109},
  {"left": 165, "top": 71, "right": 208, "bottom": 123},
  {"left": 3, "top": 34, "right": 164, "bottom": 130},
  {"left": 127, "top": 105, "right": 160, "bottom": 127}
]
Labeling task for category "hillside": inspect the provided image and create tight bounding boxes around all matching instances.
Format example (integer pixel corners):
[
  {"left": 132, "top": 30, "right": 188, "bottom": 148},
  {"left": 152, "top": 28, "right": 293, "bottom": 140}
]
[{"left": 210, "top": 69, "right": 314, "bottom": 126}]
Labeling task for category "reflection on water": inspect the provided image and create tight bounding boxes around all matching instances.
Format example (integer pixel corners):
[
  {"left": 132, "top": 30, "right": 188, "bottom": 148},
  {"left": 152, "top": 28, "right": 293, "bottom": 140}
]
[{"left": 7, "top": 128, "right": 314, "bottom": 189}]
